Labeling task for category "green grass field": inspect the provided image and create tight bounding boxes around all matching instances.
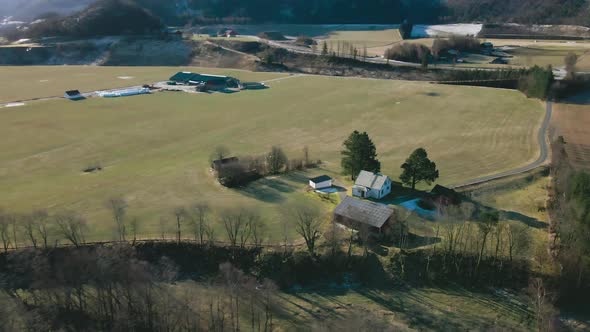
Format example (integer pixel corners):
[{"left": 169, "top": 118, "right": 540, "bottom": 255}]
[{"left": 0, "top": 67, "right": 544, "bottom": 242}]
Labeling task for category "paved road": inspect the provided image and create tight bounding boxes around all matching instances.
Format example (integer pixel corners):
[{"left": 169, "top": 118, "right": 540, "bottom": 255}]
[{"left": 449, "top": 100, "right": 553, "bottom": 189}]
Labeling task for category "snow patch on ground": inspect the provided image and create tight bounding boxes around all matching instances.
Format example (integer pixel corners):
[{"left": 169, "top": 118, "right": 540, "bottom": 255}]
[
  {"left": 3, "top": 102, "right": 25, "bottom": 108},
  {"left": 118, "top": 76, "right": 134, "bottom": 80},
  {"left": 411, "top": 24, "right": 483, "bottom": 38}
]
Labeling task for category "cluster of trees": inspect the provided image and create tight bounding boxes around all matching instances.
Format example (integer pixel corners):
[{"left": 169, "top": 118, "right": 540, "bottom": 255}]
[
  {"left": 446, "top": 0, "right": 589, "bottom": 25},
  {"left": 0, "top": 245, "right": 281, "bottom": 331},
  {"left": 213, "top": 146, "right": 318, "bottom": 187},
  {"left": 319, "top": 41, "right": 368, "bottom": 61},
  {"left": 385, "top": 36, "right": 480, "bottom": 64},
  {"left": 549, "top": 138, "right": 590, "bottom": 307},
  {"left": 443, "top": 66, "right": 554, "bottom": 99},
  {"left": 517, "top": 65, "right": 554, "bottom": 99},
  {"left": 431, "top": 36, "right": 480, "bottom": 57},
  {"left": 340, "top": 131, "right": 439, "bottom": 189},
  {"left": 384, "top": 43, "right": 430, "bottom": 65}
]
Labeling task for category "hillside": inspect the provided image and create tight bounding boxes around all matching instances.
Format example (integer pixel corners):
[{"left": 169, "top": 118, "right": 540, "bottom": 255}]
[
  {"left": 0, "top": 0, "right": 95, "bottom": 21},
  {"left": 18, "top": 0, "right": 163, "bottom": 39},
  {"left": 446, "top": 0, "right": 590, "bottom": 25}
]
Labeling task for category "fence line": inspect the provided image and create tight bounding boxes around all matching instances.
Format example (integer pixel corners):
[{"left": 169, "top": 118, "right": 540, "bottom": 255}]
[{"left": 1, "top": 238, "right": 306, "bottom": 253}]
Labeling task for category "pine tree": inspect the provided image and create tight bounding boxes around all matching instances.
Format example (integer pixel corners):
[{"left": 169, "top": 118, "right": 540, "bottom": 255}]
[
  {"left": 400, "top": 148, "right": 439, "bottom": 189},
  {"left": 341, "top": 131, "right": 381, "bottom": 180},
  {"left": 321, "top": 41, "right": 328, "bottom": 56}
]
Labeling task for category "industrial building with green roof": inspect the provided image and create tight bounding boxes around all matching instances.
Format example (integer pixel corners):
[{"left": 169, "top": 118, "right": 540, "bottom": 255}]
[{"left": 169, "top": 72, "right": 241, "bottom": 89}]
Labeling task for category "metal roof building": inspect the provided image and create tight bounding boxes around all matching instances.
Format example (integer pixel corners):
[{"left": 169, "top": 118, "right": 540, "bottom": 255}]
[{"left": 333, "top": 197, "right": 395, "bottom": 232}]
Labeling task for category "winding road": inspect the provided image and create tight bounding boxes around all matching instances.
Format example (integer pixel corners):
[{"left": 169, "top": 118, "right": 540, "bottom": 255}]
[{"left": 449, "top": 100, "right": 552, "bottom": 189}]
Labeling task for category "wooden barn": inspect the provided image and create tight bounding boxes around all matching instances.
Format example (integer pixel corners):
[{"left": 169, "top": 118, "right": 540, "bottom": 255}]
[{"left": 333, "top": 197, "right": 396, "bottom": 233}]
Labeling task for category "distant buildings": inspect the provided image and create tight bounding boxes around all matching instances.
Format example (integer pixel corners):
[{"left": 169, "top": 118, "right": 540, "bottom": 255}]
[
  {"left": 352, "top": 171, "right": 392, "bottom": 199},
  {"left": 169, "top": 72, "right": 241, "bottom": 91}
]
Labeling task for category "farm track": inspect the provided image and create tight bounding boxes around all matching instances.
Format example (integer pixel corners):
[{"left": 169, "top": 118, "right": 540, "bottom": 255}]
[{"left": 450, "top": 100, "right": 552, "bottom": 188}]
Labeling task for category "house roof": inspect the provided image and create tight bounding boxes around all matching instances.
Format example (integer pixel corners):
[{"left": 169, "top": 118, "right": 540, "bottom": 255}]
[
  {"left": 170, "top": 72, "right": 233, "bottom": 83},
  {"left": 334, "top": 197, "right": 394, "bottom": 229},
  {"left": 309, "top": 175, "right": 332, "bottom": 183},
  {"left": 355, "top": 171, "right": 389, "bottom": 190}
]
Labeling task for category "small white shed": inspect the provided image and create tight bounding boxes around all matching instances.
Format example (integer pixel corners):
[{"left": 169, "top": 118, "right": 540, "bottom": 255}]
[
  {"left": 309, "top": 175, "right": 332, "bottom": 190},
  {"left": 64, "top": 90, "right": 83, "bottom": 100}
]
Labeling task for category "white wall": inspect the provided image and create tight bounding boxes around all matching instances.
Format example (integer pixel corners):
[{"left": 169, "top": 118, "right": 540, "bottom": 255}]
[{"left": 310, "top": 179, "right": 332, "bottom": 189}]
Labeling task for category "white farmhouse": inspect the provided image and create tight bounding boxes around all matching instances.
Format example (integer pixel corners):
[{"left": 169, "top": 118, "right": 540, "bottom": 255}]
[
  {"left": 352, "top": 170, "right": 392, "bottom": 200},
  {"left": 309, "top": 175, "right": 332, "bottom": 190}
]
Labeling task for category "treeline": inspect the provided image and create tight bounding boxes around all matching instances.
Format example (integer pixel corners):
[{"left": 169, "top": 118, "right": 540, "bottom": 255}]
[
  {"left": 213, "top": 145, "right": 319, "bottom": 187},
  {"left": 442, "top": 66, "right": 554, "bottom": 99},
  {"left": 384, "top": 36, "right": 481, "bottom": 64},
  {"left": 548, "top": 138, "right": 590, "bottom": 308},
  {"left": 446, "top": 0, "right": 589, "bottom": 25}
]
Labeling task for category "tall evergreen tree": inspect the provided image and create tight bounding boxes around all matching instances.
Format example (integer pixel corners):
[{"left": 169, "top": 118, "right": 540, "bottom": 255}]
[
  {"left": 341, "top": 131, "right": 381, "bottom": 180},
  {"left": 400, "top": 148, "right": 439, "bottom": 189}
]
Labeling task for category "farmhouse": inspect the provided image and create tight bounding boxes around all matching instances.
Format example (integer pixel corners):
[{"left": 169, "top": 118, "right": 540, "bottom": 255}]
[
  {"left": 309, "top": 175, "right": 332, "bottom": 190},
  {"left": 352, "top": 170, "right": 392, "bottom": 199},
  {"left": 64, "top": 90, "right": 83, "bottom": 100},
  {"left": 170, "top": 72, "right": 241, "bottom": 90},
  {"left": 225, "top": 29, "right": 238, "bottom": 37},
  {"left": 333, "top": 197, "right": 395, "bottom": 233}
]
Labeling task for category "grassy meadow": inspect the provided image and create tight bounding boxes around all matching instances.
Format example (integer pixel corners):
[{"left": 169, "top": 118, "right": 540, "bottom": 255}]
[
  {"left": 0, "top": 66, "right": 288, "bottom": 103},
  {"left": 0, "top": 67, "right": 544, "bottom": 242}
]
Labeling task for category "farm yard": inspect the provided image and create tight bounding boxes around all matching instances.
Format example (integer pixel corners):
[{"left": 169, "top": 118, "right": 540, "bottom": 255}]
[
  {"left": 0, "top": 66, "right": 287, "bottom": 104},
  {"left": 0, "top": 66, "right": 546, "bottom": 242}
]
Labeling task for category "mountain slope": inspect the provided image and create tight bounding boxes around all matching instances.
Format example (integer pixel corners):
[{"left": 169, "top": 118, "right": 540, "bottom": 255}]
[
  {"left": 0, "top": 0, "right": 96, "bottom": 21},
  {"left": 23, "top": 0, "right": 163, "bottom": 38}
]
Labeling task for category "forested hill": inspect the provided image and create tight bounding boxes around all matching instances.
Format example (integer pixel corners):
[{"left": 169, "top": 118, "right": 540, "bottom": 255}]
[
  {"left": 121, "top": 0, "right": 590, "bottom": 25},
  {"left": 446, "top": 0, "right": 589, "bottom": 25},
  {"left": 19, "top": 0, "right": 163, "bottom": 39},
  {"left": 4, "top": 0, "right": 590, "bottom": 40}
]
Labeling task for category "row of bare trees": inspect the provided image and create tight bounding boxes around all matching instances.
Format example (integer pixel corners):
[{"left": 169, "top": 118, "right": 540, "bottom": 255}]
[
  {"left": 0, "top": 208, "right": 88, "bottom": 251},
  {"left": 0, "top": 245, "right": 280, "bottom": 332}
]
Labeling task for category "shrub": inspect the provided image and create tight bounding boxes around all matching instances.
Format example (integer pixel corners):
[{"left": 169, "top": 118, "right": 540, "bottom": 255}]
[
  {"left": 431, "top": 36, "right": 480, "bottom": 57},
  {"left": 385, "top": 43, "right": 431, "bottom": 63}
]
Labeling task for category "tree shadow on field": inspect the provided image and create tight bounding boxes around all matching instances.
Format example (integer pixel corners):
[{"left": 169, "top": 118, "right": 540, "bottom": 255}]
[{"left": 500, "top": 210, "right": 547, "bottom": 229}]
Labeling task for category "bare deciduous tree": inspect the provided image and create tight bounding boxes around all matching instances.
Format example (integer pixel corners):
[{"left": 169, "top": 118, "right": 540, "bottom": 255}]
[
  {"left": 173, "top": 207, "right": 187, "bottom": 243},
  {"left": 32, "top": 210, "right": 51, "bottom": 248},
  {"left": 106, "top": 197, "right": 128, "bottom": 241},
  {"left": 221, "top": 208, "right": 255, "bottom": 247},
  {"left": 283, "top": 200, "right": 323, "bottom": 256},
  {"left": 22, "top": 214, "right": 38, "bottom": 248},
  {"left": 189, "top": 202, "right": 210, "bottom": 245},
  {"left": 0, "top": 210, "right": 11, "bottom": 252},
  {"left": 54, "top": 212, "right": 87, "bottom": 247}
]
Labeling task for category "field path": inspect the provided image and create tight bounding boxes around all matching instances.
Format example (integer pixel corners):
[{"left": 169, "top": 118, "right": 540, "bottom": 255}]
[{"left": 450, "top": 100, "right": 552, "bottom": 188}]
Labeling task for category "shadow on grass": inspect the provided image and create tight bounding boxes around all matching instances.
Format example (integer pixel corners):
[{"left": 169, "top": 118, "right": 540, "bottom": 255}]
[{"left": 237, "top": 171, "right": 311, "bottom": 203}]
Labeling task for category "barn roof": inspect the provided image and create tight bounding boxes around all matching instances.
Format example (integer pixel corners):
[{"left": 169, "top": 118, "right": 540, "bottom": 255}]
[
  {"left": 334, "top": 197, "right": 394, "bottom": 229},
  {"left": 309, "top": 175, "right": 332, "bottom": 183},
  {"left": 355, "top": 171, "right": 389, "bottom": 190},
  {"left": 65, "top": 90, "right": 81, "bottom": 96},
  {"left": 170, "top": 72, "right": 234, "bottom": 83}
]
